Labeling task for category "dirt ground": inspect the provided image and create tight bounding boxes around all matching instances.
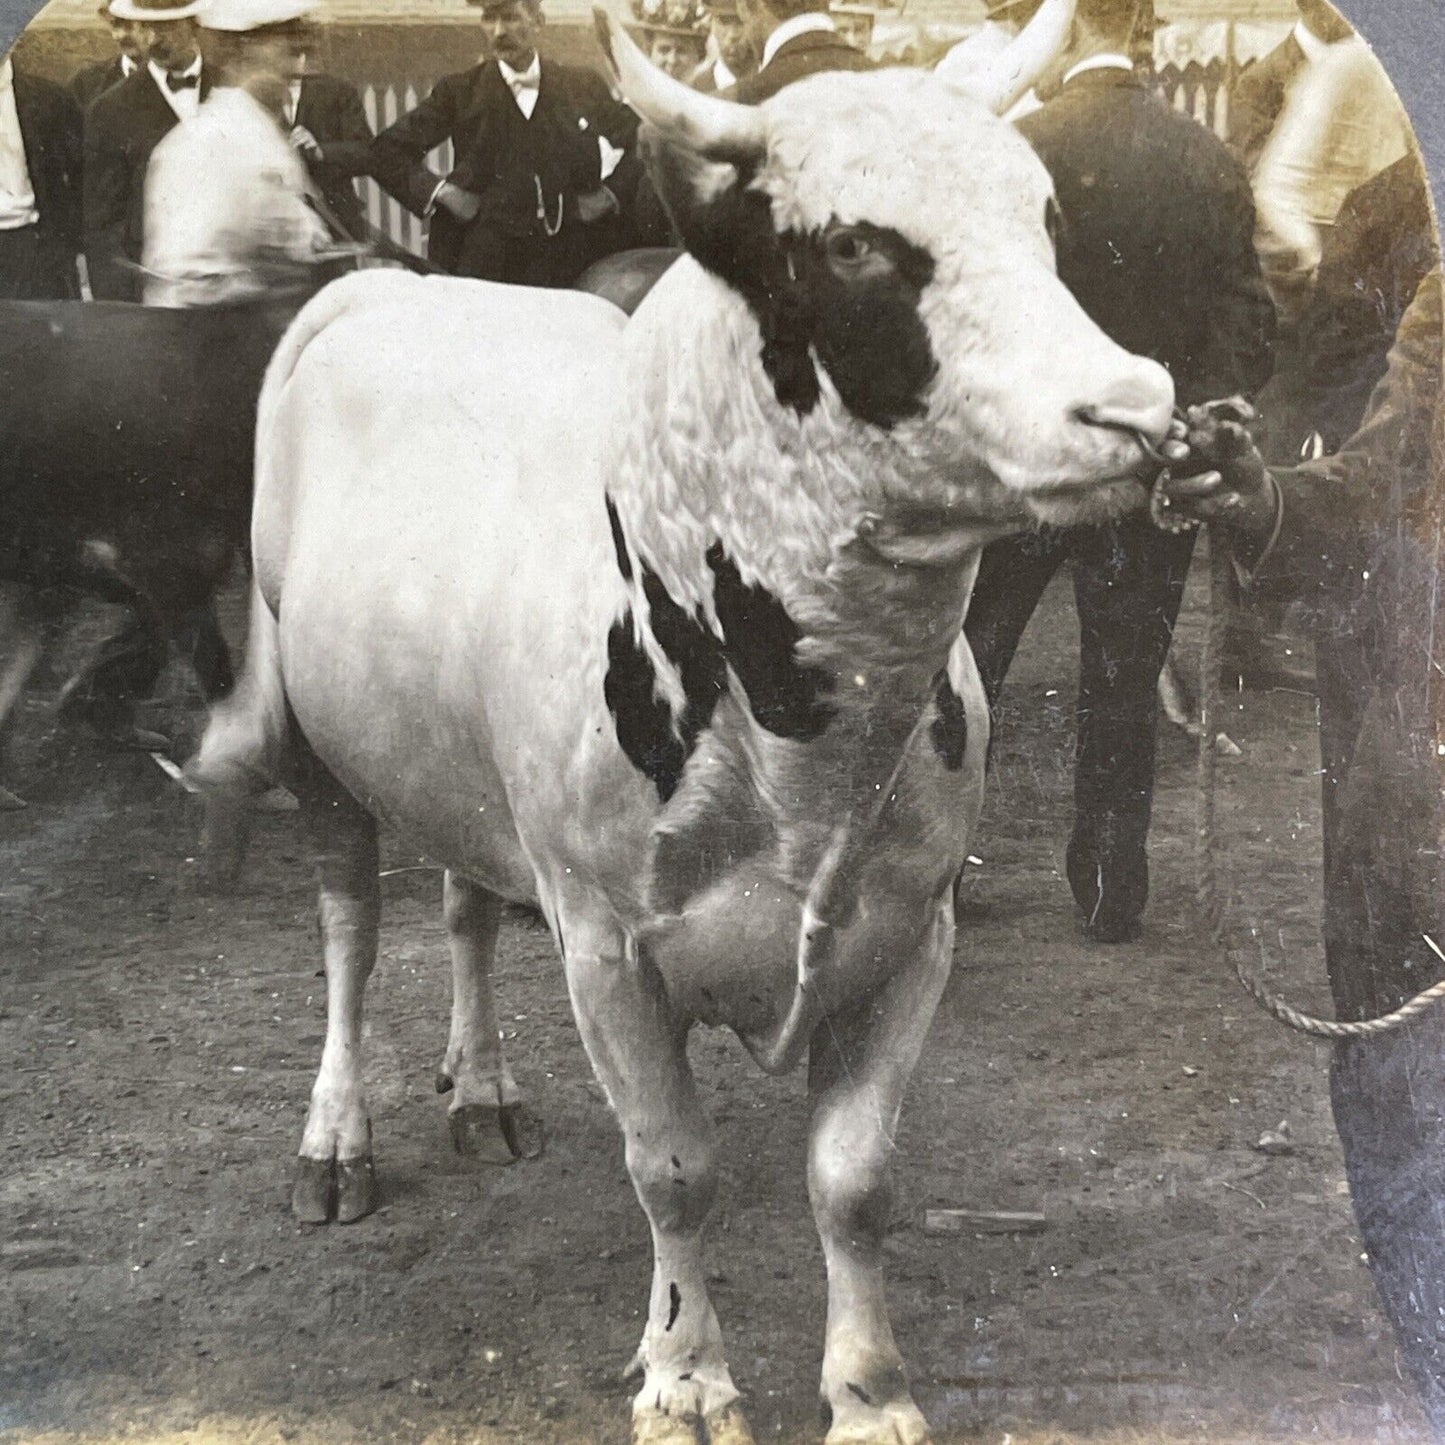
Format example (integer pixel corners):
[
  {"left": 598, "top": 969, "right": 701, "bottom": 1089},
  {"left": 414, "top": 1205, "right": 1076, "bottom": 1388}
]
[{"left": 1, "top": 562, "right": 1435, "bottom": 1445}]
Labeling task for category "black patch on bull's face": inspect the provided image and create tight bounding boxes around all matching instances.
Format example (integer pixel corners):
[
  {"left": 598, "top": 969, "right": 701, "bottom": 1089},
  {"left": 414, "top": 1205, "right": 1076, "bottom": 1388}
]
[
  {"left": 706, "top": 544, "right": 835, "bottom": 740},
  {"left": 643, "top": 136, "right": 937, "bottom": 427},
  {"left": 929, "top": 668, "right": 967, "bottom": 771},
  {"left": 790, "top": 223, "right": 938, "bottom": 429}
]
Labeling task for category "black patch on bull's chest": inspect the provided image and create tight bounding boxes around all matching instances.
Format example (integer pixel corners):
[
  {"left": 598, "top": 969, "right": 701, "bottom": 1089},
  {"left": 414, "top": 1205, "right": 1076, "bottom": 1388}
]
[
  {"left": 706, "top": 544, "right": 834, "bottom": 741},
  {"left": 930, "top": 668, "right": 968, "bottom": 772},
  {"left": 602, "top": 498, "right": 837, "bottom": 797}
]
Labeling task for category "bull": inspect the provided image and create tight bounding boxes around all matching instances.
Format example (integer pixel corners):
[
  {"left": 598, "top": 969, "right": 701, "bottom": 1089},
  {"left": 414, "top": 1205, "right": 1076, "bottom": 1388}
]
[{"left": 193, "top": 13, "right": 1174, "bottom": 1442}]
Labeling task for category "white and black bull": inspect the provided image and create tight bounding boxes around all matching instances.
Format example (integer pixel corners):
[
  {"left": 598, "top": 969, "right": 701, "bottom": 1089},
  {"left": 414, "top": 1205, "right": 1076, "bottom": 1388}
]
[{"left": 193, "top": 12, "right": 1173, "bottom": 1441}]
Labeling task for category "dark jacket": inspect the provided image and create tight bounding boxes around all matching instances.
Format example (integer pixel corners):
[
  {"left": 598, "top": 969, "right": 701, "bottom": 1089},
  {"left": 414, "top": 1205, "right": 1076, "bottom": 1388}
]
[
  {"left": 71, "top": 56, "right": 133, "bottom": 114},
  {"left": 292, "top": 72, "right": 374, "bottom": 238},
  {"left": 12, "top": 68, "right": 82, "bottom": 265},
  {"left": 1017, "top": 67, "right": 1276, "bottom": 407},
  {"left": 370, "top": 58, "right": 640, "bottom": 279},
  {"left": 728, "top": 25, "right": 871, "bottom": 103},
  {"left": 1250, "top": 268, "right": 1441, "bottom": 646},
  {"left": 1298, "top": 152, "right": 1438, "bottom": 451},
  {"left": 1227, "top": 31, "right": 1306, "bottom": 173},
  {"left": 84, "top": 67, "right": 208, "bottom": 300}
]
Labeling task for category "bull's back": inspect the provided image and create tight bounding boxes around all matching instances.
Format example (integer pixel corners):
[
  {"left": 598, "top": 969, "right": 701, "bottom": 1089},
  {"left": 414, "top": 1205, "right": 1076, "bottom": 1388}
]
[{"left": 257, "top": 274, "right": 656, "bottom": 900}]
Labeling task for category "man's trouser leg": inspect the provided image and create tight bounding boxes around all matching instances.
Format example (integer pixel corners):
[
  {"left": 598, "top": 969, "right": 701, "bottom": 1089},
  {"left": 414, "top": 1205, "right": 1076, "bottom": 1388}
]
[{"left": 1066, "top": 518, "right": 1197, "bottom": 941}]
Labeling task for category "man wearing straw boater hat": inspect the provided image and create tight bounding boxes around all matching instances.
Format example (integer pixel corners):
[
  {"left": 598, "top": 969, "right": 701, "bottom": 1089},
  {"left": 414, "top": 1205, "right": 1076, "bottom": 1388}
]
[
  {"left": 141, "top": 0, "right": 339, "bottom": 307},
  {"left": 82, "top": 0, "right": 207, "bottom": 299},
  {"left": 370, "top": 0, "right": 641, "bottom": 286},
  {"left": 72, "top": 1, "right": 152, "bottom": 112}
]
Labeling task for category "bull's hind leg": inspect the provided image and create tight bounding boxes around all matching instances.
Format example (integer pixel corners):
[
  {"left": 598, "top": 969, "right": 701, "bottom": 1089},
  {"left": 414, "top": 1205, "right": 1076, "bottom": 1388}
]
[
  {"left": 292, "top": 750, "right": 381, "bottom": 1224},
  {"left": 808, "top": 897, "right": 953, "bottom": 1445},
  {"left": 436, "top": 872, "right": 541, "bottom": 1163},
  {"left": 559, "top": 905, "right": 752, "bottom": 1445}
]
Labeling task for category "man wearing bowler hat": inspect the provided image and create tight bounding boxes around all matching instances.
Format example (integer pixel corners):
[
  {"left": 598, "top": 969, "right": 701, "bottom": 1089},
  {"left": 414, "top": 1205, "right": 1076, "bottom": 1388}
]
[
  {"left": 83, "top": 0, "right": 208, "bottom": 300},
  {"left": 370, "top": 0, "right": 641, "bottom": 286}
]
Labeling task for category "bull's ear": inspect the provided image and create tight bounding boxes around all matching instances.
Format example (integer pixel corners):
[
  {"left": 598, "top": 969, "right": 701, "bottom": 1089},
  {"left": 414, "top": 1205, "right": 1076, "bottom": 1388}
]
[{"left": 642, "top": 130, "right": 820, "bottom": 416}]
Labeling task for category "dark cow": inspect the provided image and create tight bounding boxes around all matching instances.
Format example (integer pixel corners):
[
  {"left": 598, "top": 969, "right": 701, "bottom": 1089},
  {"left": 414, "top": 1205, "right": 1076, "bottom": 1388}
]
[{"left": 0, "top": 296, "right": 305, "bottom": 807}]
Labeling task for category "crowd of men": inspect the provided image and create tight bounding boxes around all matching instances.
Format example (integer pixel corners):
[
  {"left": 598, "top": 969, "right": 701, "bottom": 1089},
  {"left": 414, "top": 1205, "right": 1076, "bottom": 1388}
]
[{"left": 4, "top": 0, "right": 1445, "bottom": 1423}]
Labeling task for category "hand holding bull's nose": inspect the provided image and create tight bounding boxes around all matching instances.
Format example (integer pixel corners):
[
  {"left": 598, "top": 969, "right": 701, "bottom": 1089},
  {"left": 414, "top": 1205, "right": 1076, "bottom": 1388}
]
[{"left": 1154, "top": 402, "right": 1276, "bottom": 543}]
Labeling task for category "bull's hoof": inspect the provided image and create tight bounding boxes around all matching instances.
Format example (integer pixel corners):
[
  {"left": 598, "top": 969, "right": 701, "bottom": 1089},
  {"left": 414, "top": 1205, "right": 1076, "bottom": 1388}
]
[
  {"left": 703, "top": 1403, "right": 757, "bottom": 1445},
  {"left": 291, "top": 1151, "right": 377, "bottom": 1225},
  {"left": 447, "top": 1101, "right": 543, "bottom": 1164},
  {"left": 823, "top": 1399, "right": 932, "bottom": 1445},
  {"left": 631, "top": 1403, "right": 755, "bottom": 1445},
  {"left": 0, "top": 785, "right": 27, "bottom": 811}
]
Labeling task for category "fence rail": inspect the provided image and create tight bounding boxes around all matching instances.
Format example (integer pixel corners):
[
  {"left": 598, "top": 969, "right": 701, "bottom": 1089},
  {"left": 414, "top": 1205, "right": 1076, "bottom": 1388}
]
[{"left": 351, "top": 60, "right": 1245, "bottom": 256}]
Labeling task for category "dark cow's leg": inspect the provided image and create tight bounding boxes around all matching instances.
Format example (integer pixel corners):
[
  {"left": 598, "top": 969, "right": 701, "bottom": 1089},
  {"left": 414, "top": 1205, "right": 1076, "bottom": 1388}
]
[
  {"left": 0, "top": 584, "right": 48, "bottom": 809},
  {"left": 55, "top": 607, "right": 171, "bottom": 749},
  {"left": 291, "top": 747, "right": 381, "bottom": 1225},
  {"left": 175, "top": 601, "right": 236, "bottom": 702},
  {"left": 437, "top": 872, "right": 539, "bottom": 1163},
  {"left": 807, "top": 896, "right": 951, "bottom": 1445},
  {"left": 559, "top": 902, "right": 752, "bottom": 1445}
]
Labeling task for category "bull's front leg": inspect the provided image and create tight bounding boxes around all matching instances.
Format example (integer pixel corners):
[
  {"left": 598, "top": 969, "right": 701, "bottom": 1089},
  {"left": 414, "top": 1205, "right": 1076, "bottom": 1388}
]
[
  {"left": 808, "top": 897, "right": 953, "bottom": 1445},
  {"left": 559, "top": 905, "right": 753, "bottom": 1445},
  {"left": 436, "top": 872, "right": 540, "bottom": 1163},
  {"left": 292, "top": 754, "right": 381, "bottom": 1225}
]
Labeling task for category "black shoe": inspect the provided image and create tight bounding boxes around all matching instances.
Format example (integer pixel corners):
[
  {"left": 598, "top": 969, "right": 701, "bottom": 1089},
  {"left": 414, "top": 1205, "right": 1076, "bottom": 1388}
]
[{"left": 1080, "top": 910, "right": 1142, "bottom": 944}]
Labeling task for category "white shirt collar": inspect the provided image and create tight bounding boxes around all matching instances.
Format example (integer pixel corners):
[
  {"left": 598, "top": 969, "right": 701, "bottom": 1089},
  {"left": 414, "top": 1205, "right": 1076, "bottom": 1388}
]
[
  {"left": 1291, "top": 19, "right": 1332, "bottom": 64},
  {"left": 762, "top": 11, "right": 835, "bottom": 68},
  {"left": 1061, "top": 52, "right": 1134, "bottom": 84},
  {"left": 712, "top": 56, "right": 736, "bottom": 89},
  {"left": 497, "top": 54, "right": 541, "bottom": 89},
  {"left": 149, "top": 54, "right": 203, "bottom": 120},
  {"left": 120, "top": 53, "right": 138, "bottom": 78}
]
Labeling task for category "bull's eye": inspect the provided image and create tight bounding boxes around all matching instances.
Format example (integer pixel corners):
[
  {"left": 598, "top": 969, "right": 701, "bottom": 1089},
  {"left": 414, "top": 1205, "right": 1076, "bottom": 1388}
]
[{"left": 824, "top": 227, "right": 890, "bottom": 279}]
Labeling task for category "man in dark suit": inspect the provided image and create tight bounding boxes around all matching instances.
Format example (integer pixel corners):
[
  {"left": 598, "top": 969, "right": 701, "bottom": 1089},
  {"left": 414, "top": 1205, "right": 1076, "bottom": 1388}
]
[
  {"left": 691, "top": 0, "right": 758, "bottom": 93},
  {"left": 285, "top": 60, "right": 374, "bottom": 240},
  {"left": 1, "top": 53, "right": 82, "bottom": 299},
  {"left": 72, "top": 2, "right": 150, "bottom": 113},
  {"left": 370, "top": 0, "right": 640, "bottom": 287},
  {"left": 961, "top": 0, "right": 1276, "bottom": 943},
  {"left": 1227, "top": 0, "right": 1352, "bottom": 175},
  {"left": 1163, "top": 267, "right": 1445, "bottom": 1434},
  {"left": 728, "top": 0, "right": 869, "bottom": 102},
  {"left": 83, "top": 0, "right": 206, "bottom": 302},
  {"left": 1298, "top": 151, "right": 1436, "bottom": 456}
]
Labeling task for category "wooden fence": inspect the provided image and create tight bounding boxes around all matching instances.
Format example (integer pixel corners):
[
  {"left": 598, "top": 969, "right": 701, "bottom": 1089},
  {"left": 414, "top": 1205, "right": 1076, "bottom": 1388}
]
[{"left": 351, "top": 57, "right": 1246, "bottom": 257}]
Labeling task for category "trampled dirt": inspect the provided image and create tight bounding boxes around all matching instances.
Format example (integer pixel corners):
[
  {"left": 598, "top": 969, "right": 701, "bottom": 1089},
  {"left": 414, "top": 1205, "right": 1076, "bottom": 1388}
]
[{"left": 1, "top": 567, "right": 1432, "bottom": 1444}]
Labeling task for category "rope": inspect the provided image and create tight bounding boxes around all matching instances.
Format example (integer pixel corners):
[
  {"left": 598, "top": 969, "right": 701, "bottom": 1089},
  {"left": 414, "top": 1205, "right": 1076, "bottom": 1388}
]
[{"left": 1195, "top": 523, "right": 1445, "bottom": 1039}]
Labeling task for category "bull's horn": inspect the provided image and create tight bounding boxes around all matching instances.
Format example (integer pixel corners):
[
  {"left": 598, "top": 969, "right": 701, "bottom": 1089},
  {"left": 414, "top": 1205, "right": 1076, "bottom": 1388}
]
[
  {"left": 593, "top": 6, "right": 767, "bottom": 163},
  {"left": 946, "top": 0, "right": 1076, "bottom": 114}
]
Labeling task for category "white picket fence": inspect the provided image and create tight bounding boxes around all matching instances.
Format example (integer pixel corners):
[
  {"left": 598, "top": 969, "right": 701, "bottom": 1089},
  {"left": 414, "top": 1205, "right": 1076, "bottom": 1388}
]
[
  {"left": 357, "top": 80, "right": 453, "bottom": 256},
  {"left": 352, "top": 64, "right": 1241, "bottom": 255}
]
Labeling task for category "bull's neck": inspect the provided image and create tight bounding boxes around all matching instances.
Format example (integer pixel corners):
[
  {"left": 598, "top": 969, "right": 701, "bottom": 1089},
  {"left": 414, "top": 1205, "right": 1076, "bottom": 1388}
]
[{"left": 608, "top": 275, "right": 978, "bottom": 915}]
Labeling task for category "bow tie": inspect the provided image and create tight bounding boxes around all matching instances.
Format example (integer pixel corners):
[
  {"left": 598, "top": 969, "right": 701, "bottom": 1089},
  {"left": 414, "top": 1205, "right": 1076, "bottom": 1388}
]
[{"left": 165, "top": 70, "right": 199, "bottom": 91}]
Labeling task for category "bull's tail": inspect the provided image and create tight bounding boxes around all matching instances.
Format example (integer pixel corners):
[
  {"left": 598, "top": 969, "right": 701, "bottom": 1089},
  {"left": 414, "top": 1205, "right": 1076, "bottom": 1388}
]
[
  {"left": 186, "top": 575, "right": 288, "bottom": 795},
  {"left": 189, "top": 273, "right": 421, "bottom": 797}
]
